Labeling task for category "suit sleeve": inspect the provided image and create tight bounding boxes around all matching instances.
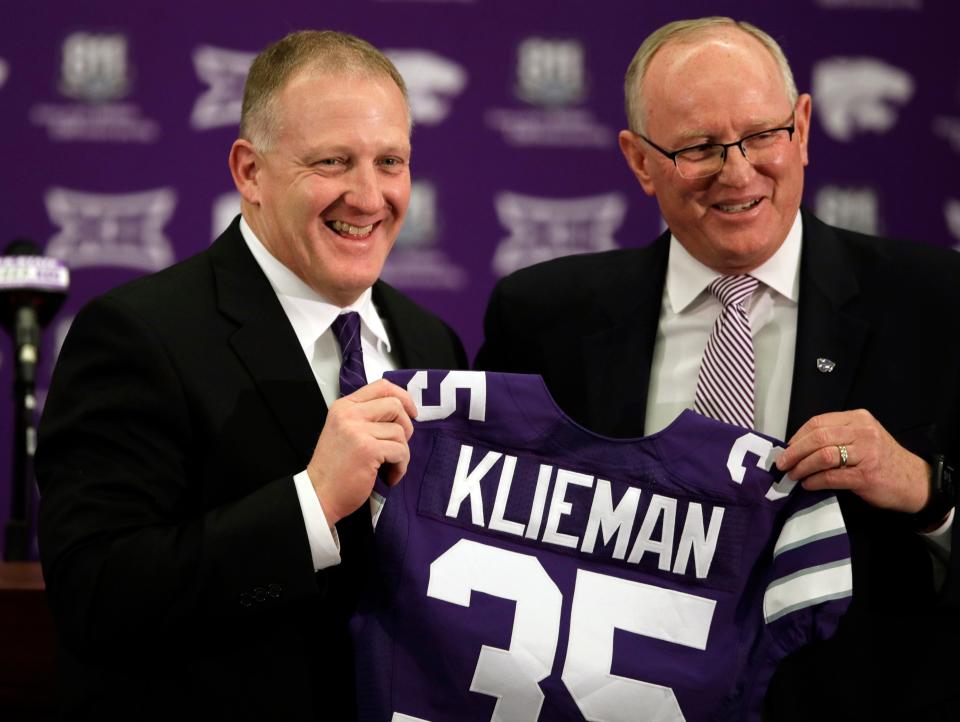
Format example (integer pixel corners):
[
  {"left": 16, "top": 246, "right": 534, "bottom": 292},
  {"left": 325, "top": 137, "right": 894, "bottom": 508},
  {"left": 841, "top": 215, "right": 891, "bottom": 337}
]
[
  {"left": 475, "top": 276, "right": 533, "bottom": 373},
  {"left": 36, "top": 295, "right": 320, "bottom": 657}
]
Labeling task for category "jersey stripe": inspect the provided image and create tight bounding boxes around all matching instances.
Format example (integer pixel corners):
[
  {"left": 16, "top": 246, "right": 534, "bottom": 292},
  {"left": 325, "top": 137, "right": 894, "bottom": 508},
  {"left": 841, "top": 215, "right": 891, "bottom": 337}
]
[
  {"left": 772, "top": 497, "right": 846, "bottom": 558},
  {"left": 763, "top": 558, "right": 853, "bottom": 623}
]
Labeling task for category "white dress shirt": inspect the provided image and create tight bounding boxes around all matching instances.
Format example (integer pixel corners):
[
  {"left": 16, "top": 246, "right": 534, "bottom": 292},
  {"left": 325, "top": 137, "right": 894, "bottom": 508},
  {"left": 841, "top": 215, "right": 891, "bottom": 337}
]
[
  {"left": 240, "top": 217, "right": 398, "bottom": 570},
  {"left": 645, "top": 213, "right": 802, "bottom": 440},
  {"left": 643, "top": 210, "right": 952, "bottom": 559}
]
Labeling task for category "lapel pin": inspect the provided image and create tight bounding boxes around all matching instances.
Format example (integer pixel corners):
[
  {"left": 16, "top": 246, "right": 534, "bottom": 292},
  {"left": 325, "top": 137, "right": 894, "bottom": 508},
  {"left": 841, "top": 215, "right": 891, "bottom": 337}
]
[{"left": 816, "top": 357, "right": 836, "bottom": 373}]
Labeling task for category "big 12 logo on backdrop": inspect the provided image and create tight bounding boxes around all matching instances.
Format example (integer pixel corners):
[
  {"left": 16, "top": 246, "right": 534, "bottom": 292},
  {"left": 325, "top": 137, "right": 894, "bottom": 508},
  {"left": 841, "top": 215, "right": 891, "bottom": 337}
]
[
  {"left": 45, "top": 187, "right": 177, "bottom": 271},
  {"left": 492, "top": 191, "right": 626, "bottom": 276}
]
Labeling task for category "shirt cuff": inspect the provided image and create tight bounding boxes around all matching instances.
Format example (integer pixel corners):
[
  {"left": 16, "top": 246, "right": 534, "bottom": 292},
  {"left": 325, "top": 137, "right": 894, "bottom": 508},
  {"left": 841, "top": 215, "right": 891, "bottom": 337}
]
[
  {"left": 920, "top": 506, "right": 953, "bottom": 560},
  {"left": 293, "top": 470, "right": 341, "bottom": 571}
]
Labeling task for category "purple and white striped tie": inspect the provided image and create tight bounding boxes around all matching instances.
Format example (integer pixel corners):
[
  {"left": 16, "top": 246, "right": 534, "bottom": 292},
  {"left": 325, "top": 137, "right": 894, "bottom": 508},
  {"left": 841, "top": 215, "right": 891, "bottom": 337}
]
[
  {"left": 331, "top": 311, "right": 367, "bottom": 397},
  {"left": 694, "top": 275, "right": 760, "bottom": 428}
]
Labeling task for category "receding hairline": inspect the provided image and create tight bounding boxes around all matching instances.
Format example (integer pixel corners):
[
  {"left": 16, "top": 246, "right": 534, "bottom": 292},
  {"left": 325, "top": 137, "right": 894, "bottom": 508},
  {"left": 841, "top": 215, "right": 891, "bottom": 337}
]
[
  {"left": 239, "top": 30, "right": 411, "bottom": 150},
  {"left": 624, "top": 18, "right": 798, "bottom": 134}
]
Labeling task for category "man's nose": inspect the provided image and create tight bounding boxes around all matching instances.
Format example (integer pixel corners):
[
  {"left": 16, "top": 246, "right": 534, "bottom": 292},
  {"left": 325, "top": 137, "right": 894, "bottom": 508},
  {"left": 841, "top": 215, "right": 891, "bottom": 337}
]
[
  {"left": 717, "top": 143, "right": 754, "bottom": 186},
  {"left": 345, "top": 164, "right": 384, "bottom": 214}
]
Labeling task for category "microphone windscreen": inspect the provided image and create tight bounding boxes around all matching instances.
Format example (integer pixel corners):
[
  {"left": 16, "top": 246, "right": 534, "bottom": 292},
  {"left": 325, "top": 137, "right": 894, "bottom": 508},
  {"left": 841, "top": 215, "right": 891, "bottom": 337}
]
[
  {"left": 0, "top": 256, "right": 70, "bottom": 293},
  {"left": 0, "top": 237, "right": 70, "bottom": 329}
]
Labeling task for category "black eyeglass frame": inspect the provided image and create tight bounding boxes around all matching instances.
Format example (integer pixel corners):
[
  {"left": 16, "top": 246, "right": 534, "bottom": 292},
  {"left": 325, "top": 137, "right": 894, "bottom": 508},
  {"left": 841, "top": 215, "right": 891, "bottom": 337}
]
[{"left": 638, "top": 115, "right": 796, "bottom": 177}]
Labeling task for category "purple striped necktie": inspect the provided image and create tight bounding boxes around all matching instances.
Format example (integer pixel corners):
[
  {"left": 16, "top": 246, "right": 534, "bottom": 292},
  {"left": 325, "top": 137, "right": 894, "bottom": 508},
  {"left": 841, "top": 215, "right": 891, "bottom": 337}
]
[
  {"left": 694, "top": 275, "right": 760, "bottom": 428},
  {"left": 331, "top": 311, "right": 368, "bottom": 397},
  {"left": 329, "top": 311, "right": 375, "bottom": 557}
]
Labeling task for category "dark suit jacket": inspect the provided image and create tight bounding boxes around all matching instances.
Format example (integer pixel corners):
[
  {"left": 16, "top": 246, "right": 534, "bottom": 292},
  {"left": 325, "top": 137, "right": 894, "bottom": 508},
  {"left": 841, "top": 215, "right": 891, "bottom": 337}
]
[
  {"left": 476, "top": 208, "right": 960, "bottom": 721},
  {"left": 36, "top": 218, "right": 467, "bottom": 721}
]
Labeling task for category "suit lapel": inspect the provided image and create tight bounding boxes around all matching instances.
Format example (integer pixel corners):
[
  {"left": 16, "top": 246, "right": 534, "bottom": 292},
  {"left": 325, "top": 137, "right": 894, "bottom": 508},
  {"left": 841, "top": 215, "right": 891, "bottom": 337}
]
[
  {"left": 786, "top": 210, "right": 870, "bottom": 437},
  {"left": 373, "top": 281, "right": 432, "bottom": 369},
  {"left": 580, "top": 234, "right": 670, "bottom": 437},
  {"left": 210, "top": 220, "right": 328, "bottom": 464}
]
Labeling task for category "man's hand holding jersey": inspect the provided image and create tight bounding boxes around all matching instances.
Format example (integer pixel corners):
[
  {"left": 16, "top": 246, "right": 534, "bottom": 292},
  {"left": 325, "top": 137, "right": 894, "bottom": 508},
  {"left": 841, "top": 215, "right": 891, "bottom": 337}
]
[
  {"left": 307, "top": 379, "right": 418, "bottom": 527},
  {"left": 776, "top": 409, "right": 931, "bottom": 514}
]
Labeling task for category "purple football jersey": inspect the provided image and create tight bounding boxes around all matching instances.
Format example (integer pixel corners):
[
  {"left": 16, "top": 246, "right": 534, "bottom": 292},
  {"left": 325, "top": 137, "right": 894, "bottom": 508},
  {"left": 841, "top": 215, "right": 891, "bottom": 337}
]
[{"left": 352, "top": 370, "right": 852, "bottom": 722}]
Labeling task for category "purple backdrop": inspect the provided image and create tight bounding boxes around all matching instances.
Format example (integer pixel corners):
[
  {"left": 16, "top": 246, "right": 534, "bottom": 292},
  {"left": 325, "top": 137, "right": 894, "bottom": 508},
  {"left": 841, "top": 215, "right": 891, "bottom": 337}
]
[{"left": 1, "top": 0, "right": 958, "bottom": 557}]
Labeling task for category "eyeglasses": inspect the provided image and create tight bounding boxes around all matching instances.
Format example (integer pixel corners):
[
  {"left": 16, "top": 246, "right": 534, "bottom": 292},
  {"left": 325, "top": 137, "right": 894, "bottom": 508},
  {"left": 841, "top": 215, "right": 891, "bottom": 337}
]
[{"left": 639, "top": 116, "right": 796, "bottom": 179}]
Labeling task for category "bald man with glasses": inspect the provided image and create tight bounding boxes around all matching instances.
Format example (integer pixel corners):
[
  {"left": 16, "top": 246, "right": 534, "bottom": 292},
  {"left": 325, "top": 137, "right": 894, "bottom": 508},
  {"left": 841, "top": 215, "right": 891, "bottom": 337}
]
[{"left": 477, "top": 16, "right": 960, "bottom": 721}]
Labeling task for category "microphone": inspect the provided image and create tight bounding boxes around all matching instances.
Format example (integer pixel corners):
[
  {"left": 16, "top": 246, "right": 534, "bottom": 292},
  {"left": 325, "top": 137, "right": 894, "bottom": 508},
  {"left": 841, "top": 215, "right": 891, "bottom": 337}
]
[
  {"left": 0, "top": 238, "right": 70, "bottom": 385},
  {"left": 0, "top": 238, "right": 69, "bottom": 561},
  {"left": 0, "top": 239, "right": 70, "bottom": 386}
]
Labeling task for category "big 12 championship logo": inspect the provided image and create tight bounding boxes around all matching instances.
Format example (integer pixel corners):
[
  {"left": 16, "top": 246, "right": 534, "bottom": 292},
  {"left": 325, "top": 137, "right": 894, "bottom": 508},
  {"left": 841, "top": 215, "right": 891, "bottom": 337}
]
[{"left": 59, "top": 32, "right": 130, "bottom": 102}]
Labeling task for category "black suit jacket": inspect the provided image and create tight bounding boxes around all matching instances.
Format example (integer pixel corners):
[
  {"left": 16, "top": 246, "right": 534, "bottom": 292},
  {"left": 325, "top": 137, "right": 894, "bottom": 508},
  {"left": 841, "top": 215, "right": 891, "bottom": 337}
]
[
  {"left": 476, "top": 208, "right": 960, "bottom": 721},
  {"left": 36, "top": 218, "right": 467, "bottom": 721}
]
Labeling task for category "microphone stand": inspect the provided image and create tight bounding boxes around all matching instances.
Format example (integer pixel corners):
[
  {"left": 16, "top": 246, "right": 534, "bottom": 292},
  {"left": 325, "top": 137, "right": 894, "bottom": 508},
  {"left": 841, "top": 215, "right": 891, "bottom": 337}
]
[{"left": 4, "top": 306, "right": 40, "bottom": 561}]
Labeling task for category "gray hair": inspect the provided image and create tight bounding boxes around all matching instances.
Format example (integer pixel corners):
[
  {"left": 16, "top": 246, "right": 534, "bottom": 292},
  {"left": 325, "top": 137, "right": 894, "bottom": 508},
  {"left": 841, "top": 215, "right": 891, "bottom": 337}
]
[
  {"left": 624, "top": 17, "right": 798, "bottom": 134},
  {"left": 240, "top": 29, "right": 410, "bottom": 151}
]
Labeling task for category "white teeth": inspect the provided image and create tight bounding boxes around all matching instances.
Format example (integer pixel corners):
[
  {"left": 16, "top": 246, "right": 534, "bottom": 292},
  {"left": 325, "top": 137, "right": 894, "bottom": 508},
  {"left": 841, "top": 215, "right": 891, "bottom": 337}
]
[
  {"left": 717, "top": 198, "right": 761, "bottom": 213},
  {"left": 331, "top": 220, "right": 374, "bottom": 236}
]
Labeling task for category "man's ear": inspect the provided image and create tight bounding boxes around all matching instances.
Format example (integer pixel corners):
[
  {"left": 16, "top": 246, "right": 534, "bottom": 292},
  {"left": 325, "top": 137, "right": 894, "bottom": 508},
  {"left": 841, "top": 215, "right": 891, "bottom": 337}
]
[
  {"left": 618, "top": 129, "right": 658, "bottom": 197},
  {"left": 229, "top": 139, "right": 262, "bottom": 204},
  {"left": 794, "top": 93, "right": 813, "bottom": 168}
]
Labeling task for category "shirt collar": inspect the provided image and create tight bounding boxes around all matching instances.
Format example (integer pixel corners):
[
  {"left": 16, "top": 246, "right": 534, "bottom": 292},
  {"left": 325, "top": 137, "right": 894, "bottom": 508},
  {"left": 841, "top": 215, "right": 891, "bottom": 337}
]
[
  {"left": 238, "top": 215, "right": 392, "bottom": 352},
  {"left": 666, "top": 211, "right": 803, "bottom": 313}
]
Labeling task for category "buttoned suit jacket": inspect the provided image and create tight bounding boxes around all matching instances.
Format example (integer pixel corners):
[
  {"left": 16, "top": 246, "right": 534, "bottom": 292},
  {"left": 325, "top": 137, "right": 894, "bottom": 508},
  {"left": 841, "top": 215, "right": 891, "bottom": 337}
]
[
  {"left": 36, "top": 217, "right": 467, "bottom": 721},
  {"left": 475, "top": 208, "right": 960, "bottom": 721}
]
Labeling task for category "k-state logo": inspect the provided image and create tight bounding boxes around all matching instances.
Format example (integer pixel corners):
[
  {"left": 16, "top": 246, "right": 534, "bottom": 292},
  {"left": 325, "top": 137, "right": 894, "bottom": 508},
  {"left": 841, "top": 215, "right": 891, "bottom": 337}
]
[
  {"left": 515, "top": 37, "right": 586, "bottom": 107},
  {"left": 45, "top": 187, "right": 176, "bottom": 271},
  {"left": 191, "top": 45, "right": 255, "bottom": 130},
  {"left": 59, "top": 32, "right": 131, "bottom": 102},
  {"left": 812, "top": 57, "right": 914, "bottom": 141},
  {"left": 385, "top": 49, "right": 467, "bottom": 125},
  {"left": 492, "top": 192, "right": 626, "bottom": 276}
]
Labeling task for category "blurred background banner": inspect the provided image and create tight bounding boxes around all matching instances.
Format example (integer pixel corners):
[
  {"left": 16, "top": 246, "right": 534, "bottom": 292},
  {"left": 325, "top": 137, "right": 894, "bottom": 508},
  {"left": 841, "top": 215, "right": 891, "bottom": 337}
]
[{"left": 1, "top": 0, "right": 957, "bottom": 557}]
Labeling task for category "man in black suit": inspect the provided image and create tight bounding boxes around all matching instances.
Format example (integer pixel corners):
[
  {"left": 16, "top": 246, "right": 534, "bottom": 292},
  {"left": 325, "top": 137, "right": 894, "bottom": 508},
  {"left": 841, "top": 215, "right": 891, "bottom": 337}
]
[
  {"left": 477, "top": 17, "right": 960, "bottom": 721},
  {"left": 36, "top": 30, "right": 466, "bottom": 720}
]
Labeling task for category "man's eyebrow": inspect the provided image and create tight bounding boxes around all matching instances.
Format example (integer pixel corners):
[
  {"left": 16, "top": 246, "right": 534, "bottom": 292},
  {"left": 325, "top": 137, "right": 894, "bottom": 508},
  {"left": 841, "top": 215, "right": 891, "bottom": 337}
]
[
  {"left": 377, "top": 143, "right": 412, "bottom": 155},
  {"left": 673, "top": 117, "right": 785, "bottom": 144},
  {"left": 300, "top": 142, "right": 411, "bottom": 158}
]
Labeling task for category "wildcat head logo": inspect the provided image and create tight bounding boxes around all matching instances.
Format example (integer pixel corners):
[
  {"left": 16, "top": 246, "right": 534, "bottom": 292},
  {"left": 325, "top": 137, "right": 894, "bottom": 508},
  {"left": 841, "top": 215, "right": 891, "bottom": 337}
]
[
  {"left": 385, "top": 50, "right": 466, "bottom": 126},
  {"left": 812, "top": 57, "right": 914, "bottom": 142}
]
